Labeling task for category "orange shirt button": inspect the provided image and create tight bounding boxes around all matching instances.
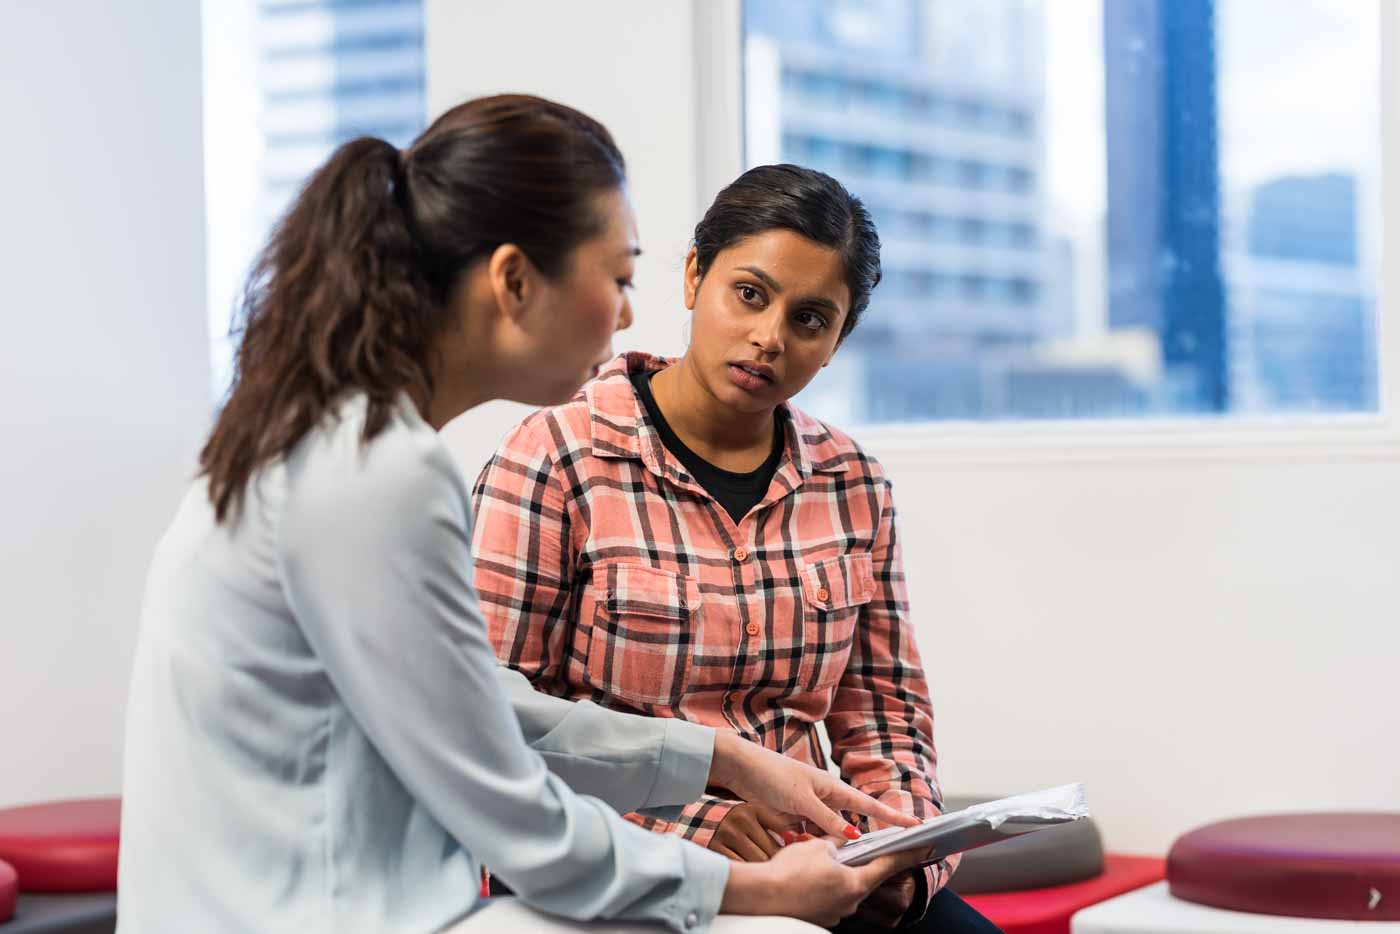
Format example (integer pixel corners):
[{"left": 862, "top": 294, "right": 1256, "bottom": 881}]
[
  {"left": 732, "top": 547, "right": 749, "bottom": 562},
  {"left": 816, "top": 587, "right": 830, "bottom": 602},
  {"left": 744, "top": 622, "right": 761, "bottom": 637}
]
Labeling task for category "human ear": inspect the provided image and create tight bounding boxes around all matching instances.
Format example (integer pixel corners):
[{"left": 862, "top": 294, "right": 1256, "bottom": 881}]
[
  {"left": 682, "top": 247, "right": 701, "bottom": 311},
  {"left": 487, "top": 243, "right": 532, "bottom": 319}
]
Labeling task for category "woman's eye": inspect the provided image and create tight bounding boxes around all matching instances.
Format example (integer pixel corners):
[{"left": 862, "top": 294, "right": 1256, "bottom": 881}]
[
  {"left": 737, "top": 284, "right": 763, "bottom": 305},
  {"left": 795, "top": 311, "right": 828, "bottom": 332}
]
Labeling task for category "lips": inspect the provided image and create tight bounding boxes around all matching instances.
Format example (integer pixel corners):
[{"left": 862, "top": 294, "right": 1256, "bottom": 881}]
[
  {"left": 727, "top": 361, "right": 775, "bottom": 393},
  {"left": 730, "top": 360, "right": 776, "bottom": 382}
]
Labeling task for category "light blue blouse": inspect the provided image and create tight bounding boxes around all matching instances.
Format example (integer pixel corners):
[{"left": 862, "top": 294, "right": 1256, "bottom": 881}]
[{"left": 117, "top": 395, "right": 730, "bottom": 932}]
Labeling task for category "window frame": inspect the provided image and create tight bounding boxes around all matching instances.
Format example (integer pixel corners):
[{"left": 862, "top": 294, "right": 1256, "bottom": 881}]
[{"left": 696, "top": 0, "right": 1400, "bottom": 466}]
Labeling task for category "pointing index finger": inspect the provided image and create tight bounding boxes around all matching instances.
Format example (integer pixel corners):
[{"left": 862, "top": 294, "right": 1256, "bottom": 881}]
[
  {"left": 799, "top": 797, "right": 857, "bottom": 838},
  {"left": 828, "top": 784, "right": 920, "bottom": 828}
]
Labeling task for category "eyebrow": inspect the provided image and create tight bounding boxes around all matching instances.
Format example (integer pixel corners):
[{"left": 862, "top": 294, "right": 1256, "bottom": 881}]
[{"left": 735, "top": 264, "right": 842, "bottom": 314}]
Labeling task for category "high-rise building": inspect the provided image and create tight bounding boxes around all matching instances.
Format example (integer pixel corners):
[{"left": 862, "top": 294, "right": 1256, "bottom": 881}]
[
  {"left": 745, "top": 0, "right": 1054, "bottom": 421},
  {"left": 1247, "top": 174, "right": 1357, "bottom": 267},
  {"left": 206, "top": 0, "right": 426, "bottom": 398},
  {"left": 1227, "top": 174, "right": 1375, "bottom": 412},
  {"left": 256, "top": 0, "right": 426, "bottom": 230},
  {"left": 1104, "top": 0, "right": 1227, "bottom": 412}
]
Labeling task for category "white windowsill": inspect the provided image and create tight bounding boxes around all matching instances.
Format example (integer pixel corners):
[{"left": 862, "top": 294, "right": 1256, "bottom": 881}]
[{"left": 852, "top": 412, "right": 1400, "bottom": 467}]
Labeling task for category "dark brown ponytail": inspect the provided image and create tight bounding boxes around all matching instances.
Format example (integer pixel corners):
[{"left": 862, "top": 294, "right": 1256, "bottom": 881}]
[{"left": 200, "top": 95, "right": 625, "bottom": 522}]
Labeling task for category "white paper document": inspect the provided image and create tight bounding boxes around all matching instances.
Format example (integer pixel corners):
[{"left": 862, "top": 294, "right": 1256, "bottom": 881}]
[{"left": 834, "top": 783, "right": 1090, "bottom": 867}]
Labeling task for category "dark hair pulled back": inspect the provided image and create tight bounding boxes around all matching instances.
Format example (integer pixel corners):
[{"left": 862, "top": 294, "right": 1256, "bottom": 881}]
[
  {"left": 200, "top": 94, "right": 625, "bottom": 521},
  {"left": 691, "top": 164, "right": 881, "bottom": 339}
]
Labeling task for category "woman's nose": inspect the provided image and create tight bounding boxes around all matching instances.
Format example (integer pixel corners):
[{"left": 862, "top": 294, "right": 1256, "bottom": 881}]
[{"left": 750, "top": 309, "right": 784, "bottom": 355}]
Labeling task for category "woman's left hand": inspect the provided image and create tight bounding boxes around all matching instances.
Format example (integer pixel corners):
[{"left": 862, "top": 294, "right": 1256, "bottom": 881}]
[
  {"left": 707, "top": 731, "right": 919, "bottom": 839},
  {"left": 707, "top": 803, "right": 788, "bottom": 862}
]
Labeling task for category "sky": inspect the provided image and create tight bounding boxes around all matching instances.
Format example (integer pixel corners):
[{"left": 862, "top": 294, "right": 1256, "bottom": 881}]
[
  {"left": 1039, "top": 0, "right": 1380, "bottom": 333},
  {"left": 1043, "top": 0, "right": 1379, "bottom": 231}
]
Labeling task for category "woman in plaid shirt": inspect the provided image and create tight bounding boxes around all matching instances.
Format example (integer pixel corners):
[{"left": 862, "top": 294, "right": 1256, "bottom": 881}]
[{"left": 474, "top": 166, "right": 1000, "bottom": 933}]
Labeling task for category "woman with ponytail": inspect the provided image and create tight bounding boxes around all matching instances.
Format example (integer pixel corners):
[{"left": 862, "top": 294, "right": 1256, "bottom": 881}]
[{"left": 116, "top": 96, "right": 918, "bottom": 933}]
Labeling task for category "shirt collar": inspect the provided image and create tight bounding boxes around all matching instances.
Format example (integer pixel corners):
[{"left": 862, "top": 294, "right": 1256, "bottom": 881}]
[{"left": 586, "top": 352, "right": 849, "bottom": 479}]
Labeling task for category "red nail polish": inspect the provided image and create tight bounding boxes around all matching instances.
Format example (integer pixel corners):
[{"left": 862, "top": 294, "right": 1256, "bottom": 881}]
[
  {"left": 843, "top": 824, "right": 861, "bottom": 840},
  {"left": 781, "top": 831, "right": 797, "bottom": 844}
]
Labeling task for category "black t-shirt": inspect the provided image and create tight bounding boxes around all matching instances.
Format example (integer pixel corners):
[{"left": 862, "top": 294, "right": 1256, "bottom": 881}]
[{"left": 630, "top": 369, "right": 785, "bottom": 525}]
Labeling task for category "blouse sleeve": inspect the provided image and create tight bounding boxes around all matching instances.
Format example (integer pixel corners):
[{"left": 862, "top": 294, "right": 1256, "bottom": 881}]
[
  {"left": 278, "top": 423, "right": 728, "bottom": 932},
  {"left": 497, "top": 664, "right": 717, "bottom": 813}
]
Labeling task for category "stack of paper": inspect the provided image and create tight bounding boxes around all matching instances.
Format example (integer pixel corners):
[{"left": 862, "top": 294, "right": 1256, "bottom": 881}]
[{"left": 835, "top": 783, "right": 1090, "bottom": 868}]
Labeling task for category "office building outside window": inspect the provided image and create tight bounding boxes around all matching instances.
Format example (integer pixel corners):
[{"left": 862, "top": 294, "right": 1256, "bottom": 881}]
[
  {"left": 204, "top": 0, "right": 426, "bottom": 400},
  {"left": 743, "top": 0, "right": 1380, "bottom": 424}
]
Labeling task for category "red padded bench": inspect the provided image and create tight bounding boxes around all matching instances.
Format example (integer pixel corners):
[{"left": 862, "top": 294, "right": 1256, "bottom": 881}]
[
  {"left": 1168, "top": 813, "right": 1400, "bottom": 921},
  {"left": 1, "top": 859, "right": 16, "bottom": 923},
  {"left": 0, "top": 799, "right": 119, "bottom": 933},
  {"left": 963, "top": 854, "right": 1166, "bottom": 934},
  {"left": 0, "top": 799, "right": 120, "bottom": 894}
]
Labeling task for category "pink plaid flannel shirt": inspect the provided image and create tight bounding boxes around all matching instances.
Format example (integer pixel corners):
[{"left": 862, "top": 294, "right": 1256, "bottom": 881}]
[{"left": 471, "top": 353, "right": 957, "bottom": 908}]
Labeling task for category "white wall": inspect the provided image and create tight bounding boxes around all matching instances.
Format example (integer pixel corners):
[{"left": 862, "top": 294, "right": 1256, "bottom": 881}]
[
  {"left": 426, "top": 0, "right": 1400, "bottom": 857},
  {"left": 0, "top": 3, "right": 209, "bottom": 807},
  {"left": 425, "top": 0, "right": 718, "bottom": 469},
  {"left": 883, "top": 445, "right": 1400, "bottom": 854}
]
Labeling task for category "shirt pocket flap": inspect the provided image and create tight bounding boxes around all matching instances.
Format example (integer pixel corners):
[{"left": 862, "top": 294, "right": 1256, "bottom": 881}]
[
  {"left": 605, "top": 564, "right": 697, "bottom": 621},
  {"left": 802, "top": 553, "right": 876, "bottom": 611},
  {"left": 590, "top": 563, "right": 700, "bottom": 708}
]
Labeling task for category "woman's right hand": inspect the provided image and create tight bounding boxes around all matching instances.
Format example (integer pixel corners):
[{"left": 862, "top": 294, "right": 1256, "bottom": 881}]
[
  {"left": 718, "top": 838, "right": 908, "bottom": 927},
  {"left": 708, "top": 731, "right": 918, "bottom": 840}
]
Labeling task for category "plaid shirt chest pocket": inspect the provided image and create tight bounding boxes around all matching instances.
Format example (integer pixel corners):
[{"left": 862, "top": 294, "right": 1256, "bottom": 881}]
[
  {"left": 797, "top": 553, "right": 876, "bottom": 692},
  {"left": 584, "top": 563, "right": 702, "bottom": 709}
]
